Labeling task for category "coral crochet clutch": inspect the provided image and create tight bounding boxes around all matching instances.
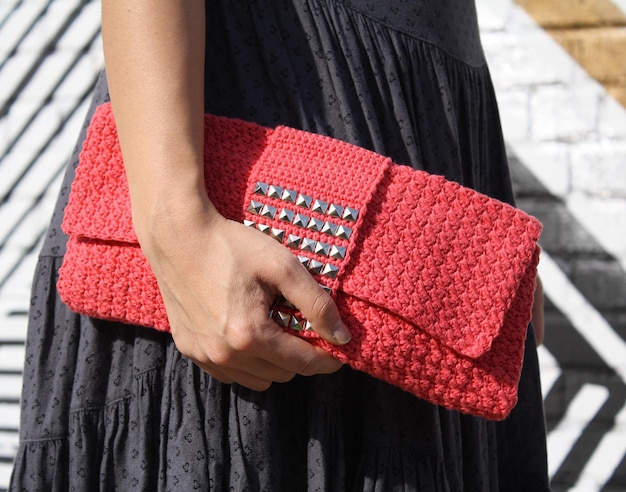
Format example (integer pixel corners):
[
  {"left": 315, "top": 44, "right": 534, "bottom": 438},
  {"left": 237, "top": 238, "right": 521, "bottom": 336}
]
[{"left": 58, "top": 103, "right": 542, "bottom": 420}]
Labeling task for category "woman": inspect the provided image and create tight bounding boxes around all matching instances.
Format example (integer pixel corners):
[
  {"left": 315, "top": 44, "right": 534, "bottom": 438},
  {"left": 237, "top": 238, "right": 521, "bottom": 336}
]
[{"left": 11, "top": 0, "right": 550, "bottom": 490}]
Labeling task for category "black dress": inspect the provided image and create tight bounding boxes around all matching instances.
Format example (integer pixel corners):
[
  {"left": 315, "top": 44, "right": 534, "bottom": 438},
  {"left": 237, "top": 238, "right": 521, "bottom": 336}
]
[{"left": 10, "top": 1, "right": 551, "bottom": 490}]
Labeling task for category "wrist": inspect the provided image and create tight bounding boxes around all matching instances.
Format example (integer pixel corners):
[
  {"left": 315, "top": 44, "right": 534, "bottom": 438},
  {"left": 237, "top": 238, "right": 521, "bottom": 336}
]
[{"left": 129, "top": 173, "right": 220, "bottom": 255}]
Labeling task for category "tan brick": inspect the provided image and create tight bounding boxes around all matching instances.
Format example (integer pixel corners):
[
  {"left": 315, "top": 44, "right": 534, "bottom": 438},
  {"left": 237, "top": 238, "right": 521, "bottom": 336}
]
[
  {"left": 550, "top": 27, "right": 626, "bottom": 84},
  {"left": 516, "top": 0, "right": 626, "bottom": 28},
  {"left": 606, "top": 84, "right": 626, "bottom": 107}
]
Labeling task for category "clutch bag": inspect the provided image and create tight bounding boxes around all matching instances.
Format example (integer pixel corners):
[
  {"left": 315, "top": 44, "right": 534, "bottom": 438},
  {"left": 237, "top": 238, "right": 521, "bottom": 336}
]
[{"left": 58, "top": 102, "right": 542, "bottom": 420}]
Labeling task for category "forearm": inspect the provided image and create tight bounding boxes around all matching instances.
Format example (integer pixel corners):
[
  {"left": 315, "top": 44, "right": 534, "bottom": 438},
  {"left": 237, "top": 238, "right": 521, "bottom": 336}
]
[
  {"left": 100, "top": 0, "right": 348, "bottom": 387},
  {"left": 101, "top": 0, "right": 210, "bottom": 242}
]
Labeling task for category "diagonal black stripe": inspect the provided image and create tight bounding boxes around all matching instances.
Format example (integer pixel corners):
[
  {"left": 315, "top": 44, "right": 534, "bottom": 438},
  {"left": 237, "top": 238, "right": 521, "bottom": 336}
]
[
  {"left": 543, "top": 299, "right": 614, "bottom": 375},
  {"left": 510, "top": 151, "right": 626, "bottom": 490},
  {"left": 0, "top": 0, "right": 25, "bottom": 43},
  {"left": 549, "top": 378, "right": 626, "bottom": 489},
  {"left": 510, "top": 154, "right": 626, "bottom": 343},
  {"left": 603, "top": 453, "right": 626, "bottom": 491},
  {"left": 0, "top": 74, "right": 98, "bottom": 289},
  {"left": 541, "top": 301, "right": 621, "bottom": 431},
  {"left": 0, "top": 0, "right": 93, "bottom": 118},
  {"left": 0, "top": 45, "right": 101, "bottom": 206},
  {"left": 0, "top": 2, "right": 51, "bottom": 91}
]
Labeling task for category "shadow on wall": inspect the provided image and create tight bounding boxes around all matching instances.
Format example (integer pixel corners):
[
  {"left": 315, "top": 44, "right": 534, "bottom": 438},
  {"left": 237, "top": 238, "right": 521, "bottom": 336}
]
[{"left": 510, "top": 153, "right": 626, "bottom": 490}]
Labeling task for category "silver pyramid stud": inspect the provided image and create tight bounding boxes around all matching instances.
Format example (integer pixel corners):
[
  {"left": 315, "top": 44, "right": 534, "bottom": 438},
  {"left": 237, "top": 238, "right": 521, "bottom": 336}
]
[
  {"left": 243, "top": 220, "right": 256, "bottom": 228},
  {"left": 300, "top": 237, "right": 316, "bottom": 253},
  {"left": 329, "top": 244, "right": 347, "bottom": 260},
  {"left": 343, "top": 207, "right": 359, "bottom": 222},
  {"left": 285, "top": 234, "right": 301, "bottom": 249},
  {"left": 322, "top": 263, "right": 339, "bottom": 279},
  {"left": 261, "top": 204, "right": 277, "bottom": 219},
  {"left": 281, "top": 189, "right": 297, "bottom": 203},
  {"left": 321, "top": 221, "right": 338, "bottom": 237},
  {"left": 290, "top": 317, "right": 304, "bottom": 331},
  {"left": 327, "top": 203, "right": 344, "bottom": 218},
  {"left": 278, "top": 208, "right": 294, "bottom": 223},
  {"left": 297, "top": 255, "right": 310, "bottom": 268},
  {"left": 319, "top": 283, "right": 332, "bottom": 294},
  {"left": 267, "top": 185, "right": 283, "bottom": 199},
  {"left": 253, "top": 182, "right": 269, "bottom": 196},
  {"left": 257, "top": 223, "right": 271, "bottom": 235},
  {"left": 304, "top": 320, "right": 313, "bottom": 331},
  {"left": 270, "top": 228, "right": 285, "bottom": 242},
  {"left": 248, "top": 200, "right": 263, "bottom": 215},
  {"left": 335, "top": 225, "right": 353, "bottom": 240},
  {"left": 292, "top": 213, "right": 310, "bottom": 228},
  {"left": 275, "top": 311, "right": 291, "bottom": 328},
  {"left": 296, "top": 193, "right": 313, "bottom": 209},
  {"left": 311, "top": 199, "right": 328, "bottom": 215},
  {"left": 308, "top": 260, "right": 324, "bottom": 275},
  {"left": 306, "top": 217, "right": 324, "bottom": 233},
  {"left": 314, "top": 241, "right": 330, "bottom": 257}
]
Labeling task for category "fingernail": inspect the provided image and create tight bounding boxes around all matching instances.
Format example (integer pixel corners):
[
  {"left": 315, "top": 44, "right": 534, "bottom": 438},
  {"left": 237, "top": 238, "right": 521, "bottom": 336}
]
[{"left": 333, "top": 320, "right": 352, "bottom": 345}]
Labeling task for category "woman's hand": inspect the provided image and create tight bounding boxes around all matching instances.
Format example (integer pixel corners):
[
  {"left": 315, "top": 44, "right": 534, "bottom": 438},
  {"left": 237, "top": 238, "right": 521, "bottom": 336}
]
[
  {"left": 139, "top": 200, "right": 350, "bottom": 391},
  {"left": 101, "top": 0, "right": 348, "bottom": 391}
]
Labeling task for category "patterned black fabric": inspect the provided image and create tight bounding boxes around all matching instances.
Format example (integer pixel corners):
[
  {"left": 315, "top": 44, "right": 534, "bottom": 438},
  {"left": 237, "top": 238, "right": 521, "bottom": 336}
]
[{"left": 10, "top": 1, "right": 550, "bottom": 490}]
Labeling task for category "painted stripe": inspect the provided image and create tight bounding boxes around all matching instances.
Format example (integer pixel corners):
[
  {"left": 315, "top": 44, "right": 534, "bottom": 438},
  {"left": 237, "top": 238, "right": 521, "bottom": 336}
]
[
  {"left": 0, "top": 403, "right": 19, "bottom": 430},
  {"left": 0, "top": 461, "right": 14, "bottom": 491},
  {"left": 547, "top": 384, "right": 609, "bottom": 478},
  {"left": 569, "top": 401, "right": 626, "bottom": 491},
  {"left": 0, "top": 346, "right": 24, "bottom": 374},
  {"left": 537, "top": 345, "right": 561, "bottom": 397},
  {"left": 0, "top": 430, "right": 18, "bottom": 460},
  {"left": 539, "top": 252, "right": 626, "bottom": 385}
]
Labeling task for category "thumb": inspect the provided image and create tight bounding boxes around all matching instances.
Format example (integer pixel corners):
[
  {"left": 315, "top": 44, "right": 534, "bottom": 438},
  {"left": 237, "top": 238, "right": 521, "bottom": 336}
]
[
  {"left": 277, "top": 260, "right": 351, "bottom": 345},
  {"left": 305, "top": 287, "right": 352, "bottom": 345}
]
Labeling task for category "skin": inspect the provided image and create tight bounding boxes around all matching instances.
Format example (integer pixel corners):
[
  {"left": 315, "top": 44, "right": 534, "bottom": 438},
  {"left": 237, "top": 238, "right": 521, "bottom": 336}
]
[
  {"left": 100, "top": 0, "right": 544, "bottom": 390},
  {"left": 533, "top": 276, "right": 545, "bottom": 346},
  {"left": 101, "top": 0, "right": 350, "bottom": 392}
]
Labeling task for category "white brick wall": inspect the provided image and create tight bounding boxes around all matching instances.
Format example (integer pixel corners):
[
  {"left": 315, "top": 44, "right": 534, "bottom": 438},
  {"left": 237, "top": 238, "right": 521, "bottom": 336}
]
[
  {"left": 0, "top": 1, "right": 103, "bottom": 488},
  {"left": 478, "top": 1, "right": 626, "bottom": 489},
  {"left": 478, "top": 0, "right": 626, "bottom": 267}
]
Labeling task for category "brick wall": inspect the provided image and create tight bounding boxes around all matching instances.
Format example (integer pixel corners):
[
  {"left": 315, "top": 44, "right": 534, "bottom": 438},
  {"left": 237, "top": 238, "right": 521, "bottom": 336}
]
[
  {"left": 518, "top": 0, "right": 626, "bottom": 107},
  {"left": 479, "top": 0, "right": 626, "bottom": 488}
]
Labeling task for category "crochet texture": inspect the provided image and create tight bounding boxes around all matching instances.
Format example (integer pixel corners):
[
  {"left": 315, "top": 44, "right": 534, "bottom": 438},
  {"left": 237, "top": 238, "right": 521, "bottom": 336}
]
[{"left": 59, "top": 103, "right": 542, "bottom": 420}]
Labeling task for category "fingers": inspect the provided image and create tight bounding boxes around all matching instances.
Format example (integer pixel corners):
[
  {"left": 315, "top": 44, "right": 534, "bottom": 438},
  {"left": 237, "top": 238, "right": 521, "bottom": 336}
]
[
  {"left": 254, "top": 322, "right": 344, "bottom": 376},
  {"left": 219, "top": 311, "right": 345, "bottom": 378},
  {"left": 188, "top": 331, "right": 342, "bottom": 390},
  {"left": 195, "top": 358, "right": 287, "bottom": 391},
  {"left": 196, "top": 346, "right": 342, "bottom": 391},
  {"left": 173, "top": 309, "right": 343, "bottom": 391},
  {"left": 175, "top": 329, "right": 293, "bottom": 390}
]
